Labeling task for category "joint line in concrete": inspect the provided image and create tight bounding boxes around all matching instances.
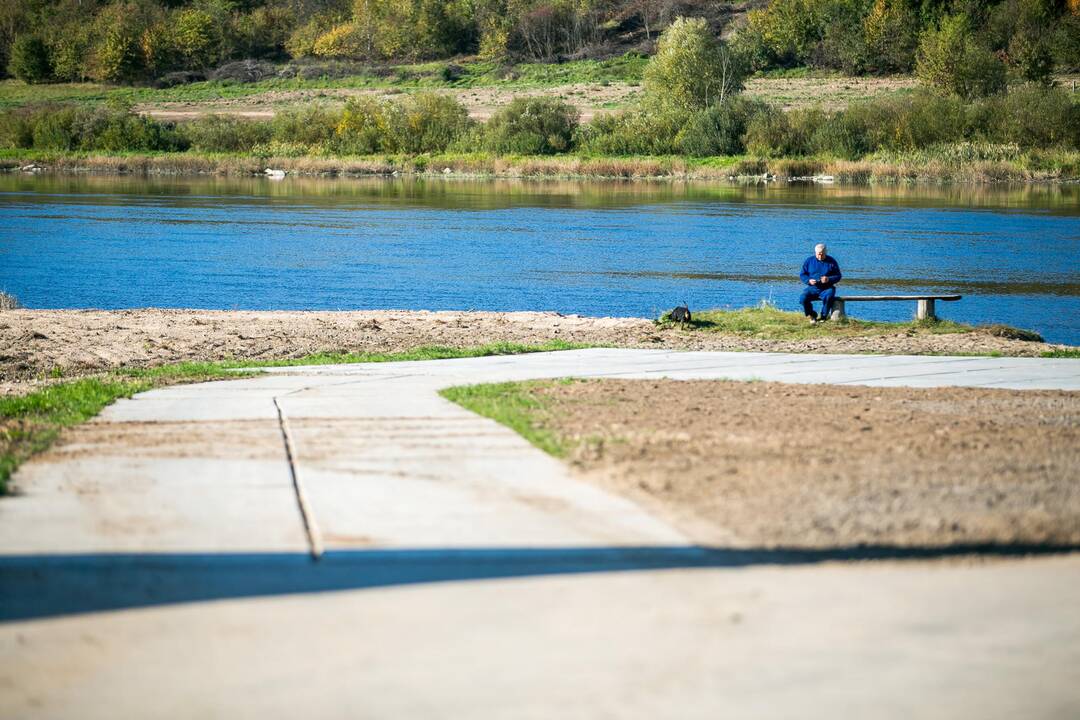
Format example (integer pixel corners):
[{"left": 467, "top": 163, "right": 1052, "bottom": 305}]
[{"left": 273, "top": 396, "right": 324, "bottom": 561}]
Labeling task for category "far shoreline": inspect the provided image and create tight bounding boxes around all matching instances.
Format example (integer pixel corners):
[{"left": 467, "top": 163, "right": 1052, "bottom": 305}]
[{"left": 6, "top": 151, "right": 1080, "bottom": 185}]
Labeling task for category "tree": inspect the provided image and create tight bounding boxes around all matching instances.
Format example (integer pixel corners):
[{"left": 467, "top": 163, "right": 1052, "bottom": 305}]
[
  {"left": 915, "top": 15, "right": 1007, "bottom": 99},
  {"left": 863, "top": 0, "right": 919, "bottom": 73},
  {"left": 7, "top": 34, "right": 50, "bottom": 83},
  {"left": 643, "top": 17, "right": 746, "bottom": 112}
]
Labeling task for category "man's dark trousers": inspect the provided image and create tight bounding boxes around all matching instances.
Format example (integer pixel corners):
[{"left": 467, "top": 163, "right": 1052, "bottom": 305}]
[{"left": 800, "top": 285, "right": 837, "bottom": 319}]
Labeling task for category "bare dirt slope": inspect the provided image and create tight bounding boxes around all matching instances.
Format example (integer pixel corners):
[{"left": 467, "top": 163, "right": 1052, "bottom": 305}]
[
  {"left": 1, "top": 309, "right": 1065, "bottom": 394},
  {"left": 133, "top": 75, "right": 919, "bottom": 124},
  {"left": 530, "top": 379, "right": 1080, "bottom": 548}
]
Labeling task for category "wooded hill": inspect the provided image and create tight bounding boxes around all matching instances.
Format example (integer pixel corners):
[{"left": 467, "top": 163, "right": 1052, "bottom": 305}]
[{"left": 3, "top": 0, "right": 1078, "bottom": 85}]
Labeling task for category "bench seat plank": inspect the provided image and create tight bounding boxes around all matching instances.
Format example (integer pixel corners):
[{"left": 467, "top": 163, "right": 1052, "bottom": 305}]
[{"left": 837, "top": 295, "right": 961, "bottom": 301}]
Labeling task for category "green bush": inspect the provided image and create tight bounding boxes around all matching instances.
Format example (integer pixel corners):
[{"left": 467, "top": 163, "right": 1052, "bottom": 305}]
[
  {"left": 393, "top": 93, "right": 471, "bottom": 153},
  {"left": 181, "top": 115, "right": 272, "bottom": 153},
  {"left": 916, "top": 15, "right": 1007, "bottom": 99},
  {"left": 678, "top": 97, "right": 768, "bottom": 156},
  {"left": 332, "top": 97, "right": 397, "bottom": 154},
  {"left": 975, "top": 86, "right": 1080, "bottom": 149},
  {"left": 0, "top": 110, "right": 34, "bottom": 149},
  {"left": 8, "top": 35, "right": 52, "bottom": 84},
  {"left": 2, "top": 105, "right": 187, "bottom": 152},
  {"left": 482, "top": 97, "right": 579, "bottom": 155},
  {"left": 31, "top": 107, "right": 79, "bottom": 150},
  {"left": 270, "top": 105, "right": 342, "bottom": 149},
  {"left": 643, "top": 17, "right": 746, "bottom": 112},
  {"left": 576, "top": 107, "right": 687, "bottom": 155}
]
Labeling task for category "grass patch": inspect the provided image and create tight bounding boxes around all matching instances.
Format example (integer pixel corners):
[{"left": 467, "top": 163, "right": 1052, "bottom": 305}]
[
  {"left": 657, "top": 305, "right": 976, "bottom": 342},
  {"left": 0, "top": 56, "right": 648, "bottom": 110},
  {"left": 0, "top": 366, "right": 237, "bottom": 495},
  {"left": 1042, "top": 348, "right": 1080, "bottom": 358},
  {"left": 0, "top": 341, "right": 589, "bottom": 495},
  {"left": 440, "top": 380, "right": 571, "bottom": 458}
]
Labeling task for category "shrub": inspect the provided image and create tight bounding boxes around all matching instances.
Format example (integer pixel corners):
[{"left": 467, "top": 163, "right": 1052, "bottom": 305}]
[
  {"left": 975, "top": 86, "right": 1080, "bottom": 149},
  {"left": 181, "top": 115, "right": 272, "bottom": 153},
  {"left": 678, "top": 97, "right": 769, "bottom": 156},
  {"left": 0, "top": 110, "right": 34, "bottom": 149},
  {"left": 916, "top": 15, "right": 1007, "bottom": 99},
  {"left": 270, "top": 105, "right": 341, "bottom": 149},
  {"left": 577, "top": 107, "right": 689, "bottom": 155},
  {"left": 644, "top": 17, "right": 746, "bottom": 112},
  {"left": 8, "top": 35, "right": 52, "bottom": 84},
  {"left": 333, "top": 98, "right": 397, "bottom": 154},
  {"left": 393, "top": 93, "right": 471, "bottom": 153},
  {"left": 482, "top": 97, "right": 579, "bottom": 155},
  {"left": 31, "top": 107, "right": 80, "bottom": 150},
  {"left": 744, "top": 111, "right": 794, "bottom": 157}
]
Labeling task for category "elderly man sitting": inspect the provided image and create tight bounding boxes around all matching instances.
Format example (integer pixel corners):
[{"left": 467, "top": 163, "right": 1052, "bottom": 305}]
[{"left": 799, "top": 243, "right": 842, "bottom": 322}]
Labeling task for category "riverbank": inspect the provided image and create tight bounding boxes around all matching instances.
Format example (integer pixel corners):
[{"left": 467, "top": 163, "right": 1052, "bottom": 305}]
[
  {"left": 2, "top": 309, "right": 1072, "bottom": 396},
  {"left": 6, "top": 149, "right": 1080, "bottom": 182}
]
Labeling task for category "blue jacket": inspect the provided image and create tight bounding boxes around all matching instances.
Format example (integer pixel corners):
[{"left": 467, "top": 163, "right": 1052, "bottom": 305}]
[{"left": 800, "top": 255, "right": 842, "bottom": 288}]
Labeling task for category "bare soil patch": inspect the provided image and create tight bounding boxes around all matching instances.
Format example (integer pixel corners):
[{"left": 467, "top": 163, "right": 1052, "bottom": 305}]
[
  {"left": 1, "top": 309, "right": 1066, "bottom": 395},
  {"left": 531, "top": 379, "right": 1080, "bottom": 548},
  {"left": 134, "top": 75, "right": 917, "bottom": 124},
  {"left": 136, "top": 83, "right": 641, "bottom": 124}
]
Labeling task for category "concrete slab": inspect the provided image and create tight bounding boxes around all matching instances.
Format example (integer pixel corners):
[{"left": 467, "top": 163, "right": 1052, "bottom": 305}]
[{"left": 2, "top": 348, "right": 1078, "bottom": 718}]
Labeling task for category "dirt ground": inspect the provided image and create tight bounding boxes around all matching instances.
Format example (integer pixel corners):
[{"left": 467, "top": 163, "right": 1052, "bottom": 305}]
[
  {"left": 134, "top": 75, "right": 919, "bottom": 124},
  {"left": 529, "top": 379, "right": 1080, "bottom": 548},
  {"left": 136, "top": 82, "right": 642, "bottom": 124},
  {"left": 1, "top": 309, "right": 1066, "bottom": 395}
]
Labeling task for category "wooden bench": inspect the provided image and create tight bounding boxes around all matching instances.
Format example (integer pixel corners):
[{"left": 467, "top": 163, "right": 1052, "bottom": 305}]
[{"left": 830, "top": 294, "right": 961, "bottom": 321}]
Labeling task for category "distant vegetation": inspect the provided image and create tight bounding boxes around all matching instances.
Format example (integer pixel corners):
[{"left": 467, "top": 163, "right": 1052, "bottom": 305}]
[
  {"left": 1, "top": 0, "right": 1077, "bottom": 86},
  {"left": 0, "top": 5, "right": 1077, "bottom": 179}
]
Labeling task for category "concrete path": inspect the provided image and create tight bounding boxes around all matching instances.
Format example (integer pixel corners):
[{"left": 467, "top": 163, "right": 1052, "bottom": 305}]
[{"left": 2, "top": 349, "right": 1078, "bottom": 719}]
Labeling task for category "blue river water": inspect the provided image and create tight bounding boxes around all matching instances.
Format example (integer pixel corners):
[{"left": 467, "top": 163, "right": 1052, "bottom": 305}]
[{"left": 1, "top": 175, "right": 1078, "bottom": 344}]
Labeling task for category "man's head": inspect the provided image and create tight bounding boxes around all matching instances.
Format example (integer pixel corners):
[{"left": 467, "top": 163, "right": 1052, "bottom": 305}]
[{"left": 814, "top": 243, "right": 827, "bottom": 260}]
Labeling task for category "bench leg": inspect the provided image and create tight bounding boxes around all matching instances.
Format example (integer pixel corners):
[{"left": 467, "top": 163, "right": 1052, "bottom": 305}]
[
  {"left": 831, "top": 299, "right": 846, "bottom": 321},
  {"left": 916, "top": 298, "right": 936, "bottom": 321}
]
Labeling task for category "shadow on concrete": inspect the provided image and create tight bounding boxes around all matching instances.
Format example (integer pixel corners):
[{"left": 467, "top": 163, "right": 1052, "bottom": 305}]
[{"left": 3, "top": 544, "right": 1078, "bottom": 622}]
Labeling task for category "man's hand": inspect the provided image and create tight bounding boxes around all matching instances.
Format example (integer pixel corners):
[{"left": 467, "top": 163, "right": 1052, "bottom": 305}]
[
  {"left": 809, "top": 279, "right": 817, "bottom": 285},
  {"left": 820, "top": 275, "right": 829, "bottom": 284}
]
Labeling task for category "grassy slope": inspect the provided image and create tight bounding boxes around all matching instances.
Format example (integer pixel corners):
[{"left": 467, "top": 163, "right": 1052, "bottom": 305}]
[
  {"left": 0, "top": 56, "right": 649, "bottom": 109},
  {"left": 0, "top": 340, "right": 584, "bottom": 494}
]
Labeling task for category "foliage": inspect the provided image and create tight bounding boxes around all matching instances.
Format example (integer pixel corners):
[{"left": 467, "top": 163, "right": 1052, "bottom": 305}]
[
  {"left": 576, "top": 106, "right": 687, "bottom": 155},
  {"left": 678, "top": 97, "right": 768, "bottom": 156},
  {"left": 333, "top": 96, "right": 396, "bottom": 153},
  {"left": 861, "top": 0, "right": 918, "bottom": 73},
  {"left": 643, "top": 17, "right": 745, "bottom": 112},
  {"left": 481, "top": 96, "right": 579, "bottom": 154},
  {"left": 915, "top": 15, "right": 1007, "bottom": 99},
  {"left": 394, "top": 92, "right": 471, "bottom": 153},
  {"left": 8, "top": 35, "right": 51, "bottom": 84},
  {"left": 182, "top": 114, "right": 271, "bottom": 152}
]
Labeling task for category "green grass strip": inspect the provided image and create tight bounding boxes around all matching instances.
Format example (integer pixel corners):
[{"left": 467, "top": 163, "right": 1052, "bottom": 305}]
[
  {"left": 1041, "top": 348, "right": 1080, "bottom": 358},
  {"left": 440, "top": 380, "right": 569, "bottom": 458},
  {"left": 0, "top": 341, "right": 589, "bottom": 495},
  {"left": 655, "top": 305, "right": 1044, "bottom": 344}
]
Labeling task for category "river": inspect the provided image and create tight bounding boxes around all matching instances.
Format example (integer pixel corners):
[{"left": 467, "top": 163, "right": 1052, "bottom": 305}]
[{"left": 1, "top": 174, "right": 1078, "bottom": 344}]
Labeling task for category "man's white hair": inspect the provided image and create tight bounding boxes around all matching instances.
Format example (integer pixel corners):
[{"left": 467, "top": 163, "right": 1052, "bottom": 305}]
[{"left": 814, "top": 243, "right": 827, "bottom": 252}]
